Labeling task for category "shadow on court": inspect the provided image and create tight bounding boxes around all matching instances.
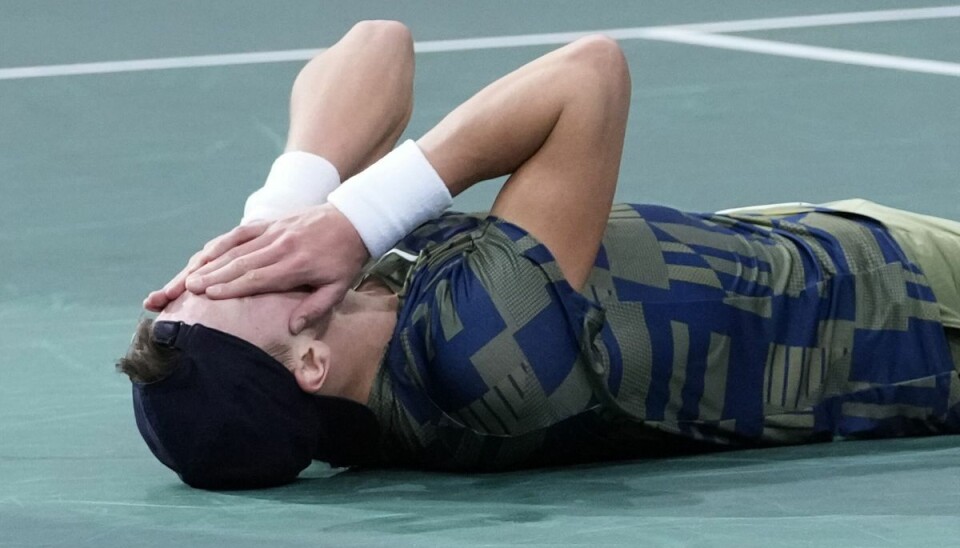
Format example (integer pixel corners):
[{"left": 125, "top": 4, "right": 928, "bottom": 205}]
[{"left": 223, "top": 437, "right": 959, "bottom": 525}]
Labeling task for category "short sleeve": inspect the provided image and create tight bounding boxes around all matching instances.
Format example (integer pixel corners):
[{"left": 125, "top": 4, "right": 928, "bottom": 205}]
[{"left": 389, "top": 217, "right": 609, "bottom": 439}]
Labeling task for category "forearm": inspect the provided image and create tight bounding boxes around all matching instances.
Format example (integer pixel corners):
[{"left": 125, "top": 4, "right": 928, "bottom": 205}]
[
  {"left": 332, "top": 37, "right": 627, "bottom": 266},
  {"left": 243, "top": 21, "right": 414, "bottom": 225},
  {"left": 286, "top": 21, "right": 414, "bottom": 180},
  {"left": 286, "top": 20, "right": 413, "bottom": 180},
  {"left": 319, "top": 62, "right": 560, "bottom": 258}
]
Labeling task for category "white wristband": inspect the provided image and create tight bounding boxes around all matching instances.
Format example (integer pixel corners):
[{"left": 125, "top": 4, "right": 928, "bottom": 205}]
[
  {"left": 241, "top": 151, "right": 341, "bottom": 224},
  {"left": 327, "top": 140, "right": 453, "bottom": 258}
]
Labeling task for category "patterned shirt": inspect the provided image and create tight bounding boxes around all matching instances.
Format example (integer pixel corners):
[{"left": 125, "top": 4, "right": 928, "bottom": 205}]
[{"left": 364, "top": 204, "right": 959, "bottom": 471}]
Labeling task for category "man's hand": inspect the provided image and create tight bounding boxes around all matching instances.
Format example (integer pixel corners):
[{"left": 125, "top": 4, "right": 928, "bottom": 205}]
[
  {"left": 143, "top": 204, "right": 370, "bottom": 334},
  {"left": 142, "top": 221, "right": 270, "bottom": 313}
]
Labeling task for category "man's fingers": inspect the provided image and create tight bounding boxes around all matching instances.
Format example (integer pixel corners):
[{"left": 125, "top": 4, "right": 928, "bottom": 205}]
[
  {"left": 157, "top": 221, "right": 250, "bottom": 299},
  {"left": 181, "top": 222, "right": 272, "bottom": 282},
  {"left": 143, "top": 222, "right": 274, "bottom": 310},
  {"left": 153, "top": 247, "right": 202, "bottom": 299},
  {"left": 189, "top": 243, "right": 287, "bottom": 293},
  {"left": 186, "top": 240, "right": 263, "bottom": 284},
  {"left": 202, "top": 262, "right": 299, "bottom": 300},
  {"left": 202, "top": 221, "right": 270, "bottom": 262},
  {"left": 143, "top": 290, "right": 167, "bottom": 312},
  {"left": 289, "top": 284, "right": 348, "bottom": 334},
  {"left": 150, "top": 252, "right": 204, "bottom": 308},
  {"left": 185, "top": 232, "right": 281, "bottom": 292}
]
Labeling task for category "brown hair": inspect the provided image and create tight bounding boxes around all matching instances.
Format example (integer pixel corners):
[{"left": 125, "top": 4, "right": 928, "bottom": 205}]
[
  {"left": 116, "top": 318, "right": 294, "bottom": 384},
  {"left": 116, "top": 318, "right": 179, "bottom": 383}
]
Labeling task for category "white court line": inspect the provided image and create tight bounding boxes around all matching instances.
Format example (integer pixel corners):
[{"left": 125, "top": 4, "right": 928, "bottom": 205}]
[
  {"left": 674, "top": 5, "right": 960, "bottom": 33},
  {"left": 644, "top": 29, "right": 960, "bottom": 77},
  {"left": 0, "top": 49, "right": 325, "bottom": 80},
  {"left": 416, "top": 5, "right": 960, "bottom": 52},
  {"left": 1, "top": 5, "right": 959, "bottom": 80}
]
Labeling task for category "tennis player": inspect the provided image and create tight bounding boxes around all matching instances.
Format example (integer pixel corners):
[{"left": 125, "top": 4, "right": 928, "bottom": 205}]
[{"left": 120, "top": 21, "right": 960, "bottom": 489}]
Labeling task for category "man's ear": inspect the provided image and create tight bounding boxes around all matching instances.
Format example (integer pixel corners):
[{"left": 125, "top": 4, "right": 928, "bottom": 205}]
[{"left": 292, "top": 341, "right": 331, "bottom": 394}]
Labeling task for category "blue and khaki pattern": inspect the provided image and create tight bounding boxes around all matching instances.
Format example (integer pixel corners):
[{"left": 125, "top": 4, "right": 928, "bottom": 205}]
[{"left": 364, "top": 205, "right": 960, "bottom": 470}]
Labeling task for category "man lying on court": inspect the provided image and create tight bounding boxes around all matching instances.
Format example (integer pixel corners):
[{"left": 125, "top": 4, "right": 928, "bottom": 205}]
[{"left": 120, "top": 21, "right": 960, "bottom": 489}]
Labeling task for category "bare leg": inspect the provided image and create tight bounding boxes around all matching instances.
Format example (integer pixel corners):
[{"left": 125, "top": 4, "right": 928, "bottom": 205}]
[
  {"left": 286, "top": 20, "right": 414, "bottom": 179},
  {"left": 418, "top": 36, "right": 631, "bottom": 290}
]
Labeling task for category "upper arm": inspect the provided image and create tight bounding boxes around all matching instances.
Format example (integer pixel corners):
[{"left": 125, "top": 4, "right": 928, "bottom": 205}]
[
  {"left": 420, "top": 36, "right": 632, "bottom": 291},
  {"left": 488, "top": 39, "right": 630, "bottom": 291}
]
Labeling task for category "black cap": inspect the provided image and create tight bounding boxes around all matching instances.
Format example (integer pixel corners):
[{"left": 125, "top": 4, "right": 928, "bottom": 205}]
[{"left": 132, "top": 321, "right": 379, "bottom": 489}]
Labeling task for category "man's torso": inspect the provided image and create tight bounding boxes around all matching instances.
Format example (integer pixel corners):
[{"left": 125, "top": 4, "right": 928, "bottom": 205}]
[{"left": 363, "top": 204, "right": 959, "bottom": 471}]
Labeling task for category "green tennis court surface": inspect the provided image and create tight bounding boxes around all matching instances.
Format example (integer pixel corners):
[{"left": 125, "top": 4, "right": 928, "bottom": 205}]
[{"left": 2, "top": 1, "right": 958, "bottom": 546}]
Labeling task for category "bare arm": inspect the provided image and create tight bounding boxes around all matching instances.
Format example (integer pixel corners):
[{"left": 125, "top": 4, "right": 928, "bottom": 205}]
[
  {"left": 156, "top": 33, "right": 631, "bottom": 332},
  {"left": 143, "top": 20, "right": 414, "bottom": 314},
  {"left": 419, "top": 35, "right": 630, "bottom": 289}
]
